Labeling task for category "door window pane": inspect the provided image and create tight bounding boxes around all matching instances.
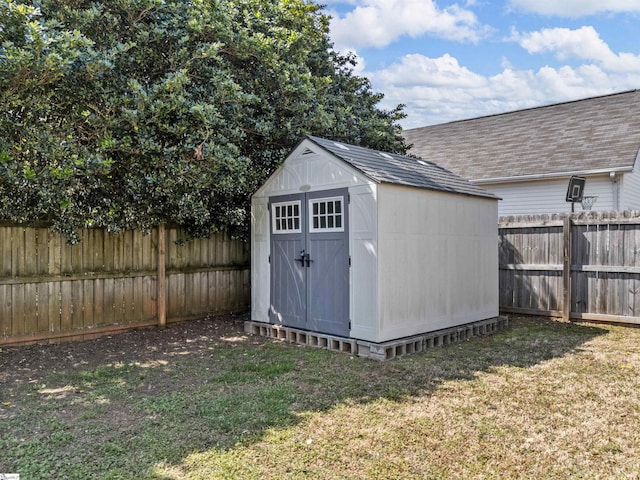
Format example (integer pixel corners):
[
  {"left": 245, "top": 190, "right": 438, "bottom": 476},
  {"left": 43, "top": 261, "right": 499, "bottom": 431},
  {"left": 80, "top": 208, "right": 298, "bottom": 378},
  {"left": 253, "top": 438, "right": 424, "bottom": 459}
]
[
  {"left": 271, "top": 200, "right": 302, "bottom": 234},
  {"left": 309, "top": 197, "right": 344, "bottom": 232}
]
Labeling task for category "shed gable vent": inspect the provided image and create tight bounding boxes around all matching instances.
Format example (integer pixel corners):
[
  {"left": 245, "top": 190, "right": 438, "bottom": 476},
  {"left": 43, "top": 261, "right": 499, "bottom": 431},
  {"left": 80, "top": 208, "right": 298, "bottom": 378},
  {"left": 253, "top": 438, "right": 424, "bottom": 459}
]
[
  {"left": 301, "top": 148, "right": 315, "bottom": 156},
  {"left": 333, "top": 142, "right": 350, "bottom": 150}
]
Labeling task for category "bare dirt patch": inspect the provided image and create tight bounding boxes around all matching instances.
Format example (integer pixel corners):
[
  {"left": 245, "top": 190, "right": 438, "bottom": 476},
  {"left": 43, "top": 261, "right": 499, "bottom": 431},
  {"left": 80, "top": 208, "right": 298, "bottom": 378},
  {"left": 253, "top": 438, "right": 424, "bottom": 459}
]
[{"left": 0, "top": 313, "right": 249, "bottom": 387}]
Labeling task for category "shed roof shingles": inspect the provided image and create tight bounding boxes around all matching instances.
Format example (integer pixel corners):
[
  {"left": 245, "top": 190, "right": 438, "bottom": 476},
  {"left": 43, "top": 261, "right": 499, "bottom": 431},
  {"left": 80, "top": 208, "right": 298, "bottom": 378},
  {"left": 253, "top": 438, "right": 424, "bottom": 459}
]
[
  {"left": 403, "top": 90, "right": 640, "bottom": 181},
  {"left": 306, "top": 135, "right": 497, "bottom": 199}
]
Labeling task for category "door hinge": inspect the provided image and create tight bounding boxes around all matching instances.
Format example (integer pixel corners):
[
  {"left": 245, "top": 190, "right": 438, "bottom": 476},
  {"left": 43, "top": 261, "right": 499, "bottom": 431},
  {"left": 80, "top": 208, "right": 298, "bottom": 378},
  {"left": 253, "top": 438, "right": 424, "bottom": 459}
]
[
  {"left": 349, "top": 321, "right": 351, "bottom": 330},
  {"left": 268, "top": 254, "right": 271, "bottom": 264},
  {"left": 348, "top": 193, "right": 351, "bottom": 204},
  {"left": 348, "top": 256, "right": 351, "bottom": 267}
]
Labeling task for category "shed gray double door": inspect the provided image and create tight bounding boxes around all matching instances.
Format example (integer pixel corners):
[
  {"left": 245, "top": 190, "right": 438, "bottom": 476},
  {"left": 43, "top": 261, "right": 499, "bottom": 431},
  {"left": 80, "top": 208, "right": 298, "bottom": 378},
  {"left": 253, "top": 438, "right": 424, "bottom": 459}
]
[{"left": 269, "top": 188, "right": 349, "bottom": 337}]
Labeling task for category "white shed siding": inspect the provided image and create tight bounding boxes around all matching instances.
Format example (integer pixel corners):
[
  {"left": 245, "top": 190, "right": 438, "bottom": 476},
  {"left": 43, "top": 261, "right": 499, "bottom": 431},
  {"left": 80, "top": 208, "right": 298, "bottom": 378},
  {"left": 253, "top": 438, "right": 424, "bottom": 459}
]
[
  {"left": 255, "top": 148, "right": 371, "bottom": 198},
  {"left": 251, "top": 198, "right": 270, "bottom": 323},
  {"left": 376, "top": 185, "right": 498, "bottom": 342},
  {"left": 349, "top": 184, "right": 378, "bottom": 342},
  {"left": 485, "top": 175, "right": 616, "bottom": 216}
]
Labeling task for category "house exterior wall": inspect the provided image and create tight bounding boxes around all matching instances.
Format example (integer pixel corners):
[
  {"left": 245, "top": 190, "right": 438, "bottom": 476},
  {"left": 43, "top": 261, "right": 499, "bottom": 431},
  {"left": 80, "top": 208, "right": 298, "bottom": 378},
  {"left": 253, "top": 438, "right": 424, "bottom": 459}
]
[
  {"left": 620, "top": 158, "right": 640, "bottom": 210},
  {"left": 485, "top": 175, "right": 617, "bottom": 216},
  {"left": 251, "top": 142, "right": 376, "bottom": 328},
  {"left": 376, "top": 185, "right": 499, "bottom": 343}
]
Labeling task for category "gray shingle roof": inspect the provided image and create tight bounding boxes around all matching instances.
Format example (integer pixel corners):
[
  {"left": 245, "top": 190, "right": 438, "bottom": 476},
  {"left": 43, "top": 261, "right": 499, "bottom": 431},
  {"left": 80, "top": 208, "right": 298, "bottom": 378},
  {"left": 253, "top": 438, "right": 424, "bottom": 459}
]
[
  {"left": 403, "top": 90, "right": 640, "bottom": 182},
  {"left": 306, "top": 135, "right": 497, "bottom": 199}
]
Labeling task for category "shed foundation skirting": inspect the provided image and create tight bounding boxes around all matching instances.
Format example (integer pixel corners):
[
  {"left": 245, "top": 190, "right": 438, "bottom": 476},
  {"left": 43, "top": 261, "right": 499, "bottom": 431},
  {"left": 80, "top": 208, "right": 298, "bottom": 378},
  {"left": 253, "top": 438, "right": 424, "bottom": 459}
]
[{"left": 244, "top": 316, "right": 508, "bottom": 360}]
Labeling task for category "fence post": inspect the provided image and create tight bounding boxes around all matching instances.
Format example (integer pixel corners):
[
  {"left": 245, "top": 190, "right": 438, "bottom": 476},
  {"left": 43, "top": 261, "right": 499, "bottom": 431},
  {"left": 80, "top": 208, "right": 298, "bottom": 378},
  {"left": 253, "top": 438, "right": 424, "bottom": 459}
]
[
  {"left": 157, "top": 224, "right": 167, "bottom": 328},
  {"left": 562, "top": 216, "right": 572, "bottom": 322}
]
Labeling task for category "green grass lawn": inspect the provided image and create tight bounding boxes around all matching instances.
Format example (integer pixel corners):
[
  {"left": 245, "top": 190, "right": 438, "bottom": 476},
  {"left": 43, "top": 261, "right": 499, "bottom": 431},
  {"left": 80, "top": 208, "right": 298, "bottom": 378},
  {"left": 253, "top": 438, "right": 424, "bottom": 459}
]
[{"left": 1, "top": 315, "right": 639, "bottom": 479}]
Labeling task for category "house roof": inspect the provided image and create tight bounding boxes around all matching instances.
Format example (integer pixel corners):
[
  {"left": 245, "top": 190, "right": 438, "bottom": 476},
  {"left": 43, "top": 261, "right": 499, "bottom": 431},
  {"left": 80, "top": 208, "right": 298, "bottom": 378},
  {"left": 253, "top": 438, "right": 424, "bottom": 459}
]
[
  {"left": 403, "top": 90, "right": 640, "bottom": 183},
  {"left": 305, "top": 135, "right": 497, "bottom": 199}
]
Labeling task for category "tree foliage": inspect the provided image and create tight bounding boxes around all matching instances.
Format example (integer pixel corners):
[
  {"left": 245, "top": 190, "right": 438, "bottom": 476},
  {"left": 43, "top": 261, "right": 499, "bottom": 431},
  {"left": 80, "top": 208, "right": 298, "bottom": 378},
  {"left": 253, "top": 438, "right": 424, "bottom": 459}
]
[{"left": 0, "top": 0, "right": 407, "bottom": 241}]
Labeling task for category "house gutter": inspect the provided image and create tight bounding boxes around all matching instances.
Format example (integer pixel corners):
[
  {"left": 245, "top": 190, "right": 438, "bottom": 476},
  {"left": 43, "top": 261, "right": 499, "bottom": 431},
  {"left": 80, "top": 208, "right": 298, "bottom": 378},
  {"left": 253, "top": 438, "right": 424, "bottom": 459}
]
[{"left": 470, "top": 165, "right": 634, "bottom": 184}]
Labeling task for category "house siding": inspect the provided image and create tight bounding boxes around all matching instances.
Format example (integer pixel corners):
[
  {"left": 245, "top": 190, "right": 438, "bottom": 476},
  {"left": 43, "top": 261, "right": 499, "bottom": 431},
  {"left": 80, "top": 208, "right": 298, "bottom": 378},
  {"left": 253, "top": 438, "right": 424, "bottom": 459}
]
[
  {"left": 485, "top": 175, "right": 615, "bottom": 216},
  {"left": 620, "top": 162, "right": 640, "bottom": 210}
]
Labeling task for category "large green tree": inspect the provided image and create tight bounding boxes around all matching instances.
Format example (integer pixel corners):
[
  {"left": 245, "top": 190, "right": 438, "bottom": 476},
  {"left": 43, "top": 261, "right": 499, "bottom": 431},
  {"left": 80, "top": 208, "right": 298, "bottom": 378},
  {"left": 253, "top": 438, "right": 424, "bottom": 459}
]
[{"left": 0, "top": 0, "right": 407, "bottom": 241}]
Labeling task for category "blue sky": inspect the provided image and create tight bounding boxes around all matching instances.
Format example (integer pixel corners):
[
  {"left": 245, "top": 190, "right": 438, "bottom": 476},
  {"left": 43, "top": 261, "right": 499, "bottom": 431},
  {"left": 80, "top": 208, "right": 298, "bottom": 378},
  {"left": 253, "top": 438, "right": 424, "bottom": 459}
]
[{"left": 322, "top": 0, "right": 640, "bottom": 128}]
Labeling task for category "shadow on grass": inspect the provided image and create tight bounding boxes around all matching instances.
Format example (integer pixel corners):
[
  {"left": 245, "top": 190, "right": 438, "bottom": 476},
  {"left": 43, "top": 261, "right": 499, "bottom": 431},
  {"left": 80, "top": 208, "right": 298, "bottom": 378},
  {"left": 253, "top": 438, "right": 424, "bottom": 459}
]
[{"left": 0, "top": 314, "right": 608, "bottom": 479}]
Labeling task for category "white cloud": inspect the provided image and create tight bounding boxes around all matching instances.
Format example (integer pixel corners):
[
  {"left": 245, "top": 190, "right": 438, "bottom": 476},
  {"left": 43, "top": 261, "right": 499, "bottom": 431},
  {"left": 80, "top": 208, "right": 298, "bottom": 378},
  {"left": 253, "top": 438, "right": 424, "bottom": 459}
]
[
  {"left": 516, "top": 26, "right": 640, "bottom": 72},
  {"left": 329, "top": 0, "right": 490, "bottom": 51},
  {"left": 375, "top": 53, "right": 487, "bottom": 88},
  {"left": 518, "top": 27, "right": 611, "bottom": 61},
  {"left": 509, "top": 0, "right": 640, "bottom": 16},
  {"left": 329, "top": 3, "right": 640, "bottom": 128},
  {"left": 368, "top": 51, "right": 640, "bottom": 128},
  {"left": 500, "top": 56, "right": 514, "bottom": 70}
]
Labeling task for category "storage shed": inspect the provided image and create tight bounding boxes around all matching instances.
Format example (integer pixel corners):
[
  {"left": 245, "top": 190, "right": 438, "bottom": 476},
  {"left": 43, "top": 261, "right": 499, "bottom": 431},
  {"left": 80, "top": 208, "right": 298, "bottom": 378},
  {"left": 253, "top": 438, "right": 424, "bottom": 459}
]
[{"left": 247, "top": 135, "right": 505, "bottom": 359}]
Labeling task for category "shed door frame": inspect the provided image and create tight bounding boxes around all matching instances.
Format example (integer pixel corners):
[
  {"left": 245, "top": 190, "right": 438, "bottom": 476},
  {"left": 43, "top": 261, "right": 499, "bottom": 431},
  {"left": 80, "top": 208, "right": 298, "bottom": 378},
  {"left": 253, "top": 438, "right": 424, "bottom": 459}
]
[{"left": 269, "top": 188, "right": 350, "bottom": 337}]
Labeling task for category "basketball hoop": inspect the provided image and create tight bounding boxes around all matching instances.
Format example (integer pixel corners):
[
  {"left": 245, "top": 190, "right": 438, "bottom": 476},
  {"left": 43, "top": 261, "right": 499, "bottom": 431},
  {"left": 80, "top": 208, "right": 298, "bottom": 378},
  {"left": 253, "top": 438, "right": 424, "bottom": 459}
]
[
  {"left": 566, "top": 175, "right": 587, "bottom": 212},
  {"left": 581, "top": 196, "right": 598, "bottom": 211}
]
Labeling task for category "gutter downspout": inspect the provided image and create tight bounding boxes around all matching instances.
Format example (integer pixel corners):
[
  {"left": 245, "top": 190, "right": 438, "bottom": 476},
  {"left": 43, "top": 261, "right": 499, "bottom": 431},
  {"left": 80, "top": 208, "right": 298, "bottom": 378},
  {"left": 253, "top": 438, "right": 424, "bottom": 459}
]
[{"left": 610, "top": 171, "right": 619, "bottom": 211}]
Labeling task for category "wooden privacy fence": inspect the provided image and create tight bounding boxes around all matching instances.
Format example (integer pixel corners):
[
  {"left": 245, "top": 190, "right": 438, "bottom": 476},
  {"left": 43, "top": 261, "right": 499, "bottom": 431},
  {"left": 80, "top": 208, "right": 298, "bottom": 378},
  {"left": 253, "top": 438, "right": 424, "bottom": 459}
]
[
  {"left": 0, "top": 223, "right": 250, "bottom": 346},
  {"left": 499, "top": 210, "right": 640, "bottom": 325}
]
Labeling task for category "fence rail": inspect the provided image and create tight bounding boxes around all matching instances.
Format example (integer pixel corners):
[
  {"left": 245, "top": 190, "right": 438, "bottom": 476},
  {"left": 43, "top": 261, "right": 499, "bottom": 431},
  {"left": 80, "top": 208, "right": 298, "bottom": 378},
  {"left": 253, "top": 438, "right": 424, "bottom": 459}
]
[
  {"left": 0, "top": 224, "right": 249, "bottom": 346},
  {"left": 499, "top": 210, "right": 640, "bottom": 325}
]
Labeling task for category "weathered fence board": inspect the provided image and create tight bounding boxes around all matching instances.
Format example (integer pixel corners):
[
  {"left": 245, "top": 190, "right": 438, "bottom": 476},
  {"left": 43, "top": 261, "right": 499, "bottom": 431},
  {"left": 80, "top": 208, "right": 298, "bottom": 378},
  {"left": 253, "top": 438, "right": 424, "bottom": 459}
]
[
  {"left": 498, "top": 221, "right": 564, "bottom": 316},
  {"left": 499, "top": 211, "right": 640, "bottom": 325},
  {"left": 0, "top": 224, "right": 249, "bottom": 346}
]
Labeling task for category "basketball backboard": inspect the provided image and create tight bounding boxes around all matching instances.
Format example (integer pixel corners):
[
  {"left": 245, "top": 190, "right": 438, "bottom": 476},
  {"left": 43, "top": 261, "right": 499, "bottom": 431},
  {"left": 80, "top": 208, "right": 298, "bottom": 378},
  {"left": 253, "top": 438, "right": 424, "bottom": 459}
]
[{"left": 566, "top": 176, "right": 586, "bottom": 203}]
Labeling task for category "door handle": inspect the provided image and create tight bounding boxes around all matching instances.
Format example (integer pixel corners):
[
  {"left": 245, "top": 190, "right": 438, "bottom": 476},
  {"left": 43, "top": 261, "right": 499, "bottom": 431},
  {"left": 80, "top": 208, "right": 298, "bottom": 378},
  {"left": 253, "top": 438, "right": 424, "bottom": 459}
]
[
  {"left": 295, "top": 249, "right": 306, "bottom": 266},
  {"left": 305, "top": 253, "right": 313, "bottom": 267}
]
